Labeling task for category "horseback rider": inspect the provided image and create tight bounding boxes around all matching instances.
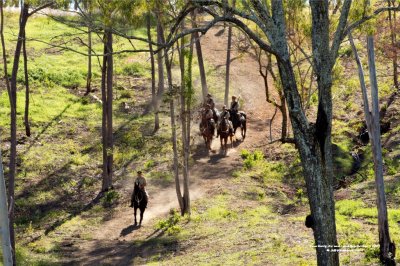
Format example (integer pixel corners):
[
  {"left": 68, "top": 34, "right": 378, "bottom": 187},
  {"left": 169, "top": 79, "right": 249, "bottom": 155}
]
[
  {"left": 230, "top": 95, "right": 240, "bottom": 123},
  {"left": 205, "top": 93, "right": 215, "bottom": 109},
  {"left": 219, "top": 105, "right": 233, "bottom": 133},
  {"left": 132, "top": 170, "right": 149, "bottom": 203},
  {"left": 206, "top": 93, "right": 219, "bottom": 122}
]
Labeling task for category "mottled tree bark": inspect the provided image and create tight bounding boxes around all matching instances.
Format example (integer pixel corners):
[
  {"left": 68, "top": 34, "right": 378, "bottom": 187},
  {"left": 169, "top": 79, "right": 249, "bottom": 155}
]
[
  {"left": 23, "top": 29, "right": 31, "bottom": 137},
  {"left": 101, "top": 29, "right": 114, "bottom": 191}
]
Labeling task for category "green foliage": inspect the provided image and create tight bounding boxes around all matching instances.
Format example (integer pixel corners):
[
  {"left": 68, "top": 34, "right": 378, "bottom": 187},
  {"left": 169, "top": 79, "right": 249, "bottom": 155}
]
[
  {"left": 156, "top": 209, "right": 183, "bottom": 235},
  {"left": 336, "top": 199, "right": 365, "bottom": 216},
  {"left": 102, "top": 190, "right": 120, "bottom": 207},
  {"left": 241, "top": 150, "right": 264, "bottom": 169},
  {"left": 122, "top": 62, "right": 147, "bottom": 77},
  {"left": 119, "top": 90, "right": 133, "bottom": 99}
]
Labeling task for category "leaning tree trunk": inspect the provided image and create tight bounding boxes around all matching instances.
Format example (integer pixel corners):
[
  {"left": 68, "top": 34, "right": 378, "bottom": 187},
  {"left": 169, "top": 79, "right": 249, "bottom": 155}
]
[
  {"left": 367, "top": 35, "right": 395, "bottom": 266},
  {"left": 23, "top": 29, "right": 31, "bottom": 137},
  {"left": 348, "top": 32, "right": 395, "bottom": 265},
  {"left": 164, "top": 45, "right": 184, "bottom": 212},
  {"left": 191, "top": 10, "right": 208, "bottom": 99}
]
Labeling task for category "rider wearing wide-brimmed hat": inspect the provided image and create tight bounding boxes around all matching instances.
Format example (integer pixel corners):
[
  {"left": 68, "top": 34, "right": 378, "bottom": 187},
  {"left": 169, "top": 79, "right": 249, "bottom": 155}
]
[
  {"left": 218, "top": 105, "right": 233, "bottom": 135},
  {"left": 133, "top": 170, "right": 149, "bottom": 202},
  {"left": 205, "top": 93, "right": 215, "bottom": 109}
]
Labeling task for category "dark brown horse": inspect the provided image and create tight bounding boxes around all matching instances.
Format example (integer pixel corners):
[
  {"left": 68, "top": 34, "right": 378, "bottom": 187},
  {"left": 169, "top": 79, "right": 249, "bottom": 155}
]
[
  {"left": 200, "top": 116, "right": 214, "bottom": 151},
  {"left": 130, "top": 183, "right": 148, "bottom": 226},
  {"left": 218, "top": 117, "right": 233, "bottom": 150},
  {"left": 229, "top": 110, "right": 247, "bottom": 140}
]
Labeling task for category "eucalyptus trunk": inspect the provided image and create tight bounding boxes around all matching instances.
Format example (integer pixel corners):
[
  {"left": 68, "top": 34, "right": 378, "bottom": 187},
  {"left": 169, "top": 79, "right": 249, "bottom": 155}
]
[
  {"left": 155, "top": 18, "right": 165, "bottom": 131},
  {"left": 191, "top": 10, "right": 208, "bottom": 99},
  {"left": 164, "top": 45, "right": 184, "bottom": 211},
  {"left": 146, "top": 12, "right": 157, "bottom": 132},
  {"left": 85, "top": 28, "right": 92, "bottom": 95},
  {"left": 23, "top": 30, "right": 31, "bottom": 137},
  {"left": 8, "top": 4, "right": 29, "bottom": 263},
  {"left": 101, "top": 29, "right": 114, "bottom": 191},
  {"left": 0, "top": 2, "right": 13, "bottom": 264},
  {"left": 367, "top": 36, "right": 395, "bottom": 265}
]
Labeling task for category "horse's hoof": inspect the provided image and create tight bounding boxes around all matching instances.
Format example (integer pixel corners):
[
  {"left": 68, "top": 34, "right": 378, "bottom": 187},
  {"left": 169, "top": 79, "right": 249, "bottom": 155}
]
[{"left": 134, "top": 222, "right": 137, "bottom": 227}]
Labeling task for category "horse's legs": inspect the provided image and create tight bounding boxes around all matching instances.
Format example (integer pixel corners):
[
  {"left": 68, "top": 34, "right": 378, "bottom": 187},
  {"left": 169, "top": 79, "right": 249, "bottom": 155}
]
[
  {"left": 139, "top": 208, "right": 145, "bottom": 226},
  {"left": 134, "top": 207, "right": 138, "bottom": 226}
]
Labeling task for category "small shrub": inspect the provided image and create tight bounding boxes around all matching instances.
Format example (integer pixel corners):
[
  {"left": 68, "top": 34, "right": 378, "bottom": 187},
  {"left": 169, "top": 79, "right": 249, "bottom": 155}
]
[
  {"left": 242, "top": 150, "right": 264, "bottom": 169},
  {"left": 102, "top": 190, "right": 120, "bottom": 207},
  {"left": 120, "top": 91, "right": 133, "bottom": 99},
  {"left": 156, "top": 209, "right": 182, "bottom": 235},
  {"left": 122, "top": 62, "right": 146, "bottom": 77}
]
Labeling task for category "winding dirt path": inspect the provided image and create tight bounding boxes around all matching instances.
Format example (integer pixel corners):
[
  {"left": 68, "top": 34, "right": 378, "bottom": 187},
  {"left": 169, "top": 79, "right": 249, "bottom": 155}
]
[{"left": 61, "top": 25, "right": 280, "bottom": 265}]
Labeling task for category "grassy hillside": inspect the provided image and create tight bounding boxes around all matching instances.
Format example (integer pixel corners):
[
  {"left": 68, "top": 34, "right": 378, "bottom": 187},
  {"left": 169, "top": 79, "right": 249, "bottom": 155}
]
[{"left": 0, "top": 9, "right": 399, "bottom": 266}]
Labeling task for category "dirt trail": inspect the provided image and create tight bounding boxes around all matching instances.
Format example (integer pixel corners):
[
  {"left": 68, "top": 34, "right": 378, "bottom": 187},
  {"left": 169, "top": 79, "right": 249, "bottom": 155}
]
[{"left": 61, "top": 25, "right": 280, "bottom": 265}]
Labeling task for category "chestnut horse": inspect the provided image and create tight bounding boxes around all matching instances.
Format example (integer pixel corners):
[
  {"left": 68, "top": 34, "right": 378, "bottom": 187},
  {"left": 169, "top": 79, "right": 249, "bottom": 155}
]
[
  {"left": 218, "top": 117, "right": 233, "bottom": 150},
  {"left": 200, "top": 116, "right": 215, "bottom": 151}
]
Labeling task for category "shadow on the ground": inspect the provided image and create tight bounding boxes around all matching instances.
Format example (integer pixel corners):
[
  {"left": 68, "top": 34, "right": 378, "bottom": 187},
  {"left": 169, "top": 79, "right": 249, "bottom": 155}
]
[{"left": 62, "top": 228, "right": 193, "bottom": 266}]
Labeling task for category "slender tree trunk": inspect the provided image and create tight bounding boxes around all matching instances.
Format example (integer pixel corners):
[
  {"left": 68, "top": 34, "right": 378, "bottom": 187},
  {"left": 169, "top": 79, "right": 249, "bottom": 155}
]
[
  {"left": 23, "top": 29, "right": 31, "bottom": 137},
  {"left": 105, "top": 29, "right": 113, "bottom": 190},
  {"left": 178, "top": 23, "right": 192, "bottom": 215},
  {"left": 85, "top": 28, "right": 92, "bottom": 95},
  {"left": 147, "top": 12, "right": 157, "bottom": 132},
  {"left": 367, "top": 36, "right": 395, "bottom": 265},
  {"left": 164, "top": 44, "right": 184, "bottom": 211},
  {"left": 155, "top": 18, "right": 165, "bottom": 131},
  {"left": 191, "top": 10, "right": 208, "bottom": 99},
  {"left": 0, "top": 148, "right": 12, "bottom": 266},
  {"left": 0, "top": 3, "right": 13, "bottom": 265},
  {"left": 101, "top": 32, "right": 108, "bottom": 191},
  {"left": 388, "top": 0, "right": 398, "bottom": 90},
  {"left": 224, "top": 0, "right": 236, "bottom": 106},
  {"left": 183, "top": 35, "right": 194, "bottom": 215},
  {"left": 8, "top": 4, "right": 29, "bottom": 263},
  {"left": 101, "top": 29, "right": 113, "bottom": 191},
  {"left": 224, "top": 20, "right": 233, "bottom": 105},
  {"left": 349, "top": 32, "right": 395, "bottom": 265}
]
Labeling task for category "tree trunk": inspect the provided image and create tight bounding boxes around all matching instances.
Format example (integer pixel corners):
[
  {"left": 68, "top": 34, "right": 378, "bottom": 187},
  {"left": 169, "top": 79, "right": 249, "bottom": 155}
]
[
  {"left": 0, "top": 3, "right": 13, "bottom": 265},
  {"left": 0, "top": 138, "right": 13, "bottom": 266},
  {"left": 178, "top": 24, "right": 192, "bottom": 215},
  {"left": 85, "top": 27, "right": 92, "bottom": 95},
  {"left": 224, "top": 0, "right": 236, "bottom": 105},
  {"left": 23, "top": 29, "right": 31, "bottom": 137},
  {"left": 191, "top": 10, "right": 208, "bottom": 99},
  {"left": 367, "top": 36, "right": 395, "bottom": 265},
  {"left": 147, "top": 12, "right": 157, "bottom": 132},
  {"left": 106, "top": 29, "right": 113, "bottom": 191},
  {"left": 272, "top": 1, "right": 339, "bottom": 264},
  {"left": 101, "top": 29, "right": 113, "bottom": 192},
  {"left": 164, "top": 43, "right": 184, "bottom": 212},
  {"left": 8, "top": 4, "right": 29, "bottom": 263},
  {"left": 155, "top": 18, "right": 165, "bottom": 132},
  {"left": 224, "top": 18, "right": 233, "bottom": 106},
  {"left": 388, "top": 0, "right": 398, "bottom": 90}
]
